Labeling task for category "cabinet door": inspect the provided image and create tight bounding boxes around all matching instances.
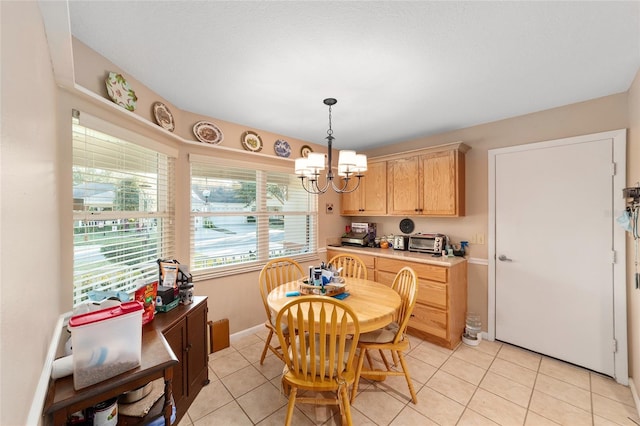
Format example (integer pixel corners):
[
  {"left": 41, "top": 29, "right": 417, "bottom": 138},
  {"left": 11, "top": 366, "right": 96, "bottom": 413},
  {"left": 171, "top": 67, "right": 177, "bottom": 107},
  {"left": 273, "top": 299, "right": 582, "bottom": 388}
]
[
  {"left": 387, "top": 156, "right": 421, "bottom": 215},
  {"left": 340, "top": 161, "right": 387, "bottom": 215},
  {"left": 421, "top": 150, "right": 464, "bottom": 216},
  {"left": 340, "top": 185, "right": 362, "bottom": 215},
  {"left": 361, "top": 161, "right": 387, "bottom": 215},
  {"left": 186, "top": 302, "right": 209, "bottom": 397},
  {"left": 164, "top": 321, "right": 187, "bottom": 409},
  {"left": 410, "top": 303, "right": 448, "bottom": 339}
]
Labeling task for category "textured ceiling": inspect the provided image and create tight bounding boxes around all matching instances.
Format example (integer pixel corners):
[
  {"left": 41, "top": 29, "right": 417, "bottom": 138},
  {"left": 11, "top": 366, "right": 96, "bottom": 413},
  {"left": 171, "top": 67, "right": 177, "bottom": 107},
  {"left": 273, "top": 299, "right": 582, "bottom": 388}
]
[{"left": 68, "top": 1, "right": 640, "bottom": 151}]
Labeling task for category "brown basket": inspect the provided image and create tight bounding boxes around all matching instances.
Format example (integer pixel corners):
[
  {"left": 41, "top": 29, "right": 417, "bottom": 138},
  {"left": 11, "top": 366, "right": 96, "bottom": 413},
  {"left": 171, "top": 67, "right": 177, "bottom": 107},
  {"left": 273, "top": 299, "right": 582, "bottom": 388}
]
[{"left": 298, "top": 279, "right": 346, "bottom": 297}]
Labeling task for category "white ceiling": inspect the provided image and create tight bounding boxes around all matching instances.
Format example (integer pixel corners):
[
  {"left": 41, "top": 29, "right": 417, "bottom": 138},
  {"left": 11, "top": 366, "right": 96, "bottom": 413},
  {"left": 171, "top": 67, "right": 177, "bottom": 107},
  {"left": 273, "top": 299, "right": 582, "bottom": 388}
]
[{"left": 68, "top": 1, "right": 640, "bottom": 151}]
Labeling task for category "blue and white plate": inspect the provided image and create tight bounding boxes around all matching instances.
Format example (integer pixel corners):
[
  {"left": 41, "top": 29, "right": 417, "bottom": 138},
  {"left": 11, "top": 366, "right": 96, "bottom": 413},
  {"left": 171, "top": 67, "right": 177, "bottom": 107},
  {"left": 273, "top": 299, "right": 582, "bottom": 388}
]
[{"left": 274, "top": 139, "right": 292, "bottom": 158}]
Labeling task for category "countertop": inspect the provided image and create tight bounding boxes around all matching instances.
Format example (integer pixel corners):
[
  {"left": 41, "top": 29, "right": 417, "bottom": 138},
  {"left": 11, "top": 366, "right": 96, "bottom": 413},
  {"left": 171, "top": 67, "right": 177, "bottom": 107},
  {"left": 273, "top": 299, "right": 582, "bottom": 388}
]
[{"left": 326, "top": 245, "right": 467, "bottom": 267}]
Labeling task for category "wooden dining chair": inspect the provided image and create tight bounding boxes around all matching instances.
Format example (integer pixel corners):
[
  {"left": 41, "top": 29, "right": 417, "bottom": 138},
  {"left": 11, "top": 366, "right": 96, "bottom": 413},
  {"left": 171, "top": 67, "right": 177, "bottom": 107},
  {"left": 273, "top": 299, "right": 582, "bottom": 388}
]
[
  {"left": 351, "top": 266, "right": 419, "bottom": 404},
  {"left": 328, "top": 253, "right": 368, "bottom": 280},
  {"left": 275, "top": 296, "right": 361, "bottom": 426},
  {"left": 258, "top": 258, "right": 304, "bottom": 365}
]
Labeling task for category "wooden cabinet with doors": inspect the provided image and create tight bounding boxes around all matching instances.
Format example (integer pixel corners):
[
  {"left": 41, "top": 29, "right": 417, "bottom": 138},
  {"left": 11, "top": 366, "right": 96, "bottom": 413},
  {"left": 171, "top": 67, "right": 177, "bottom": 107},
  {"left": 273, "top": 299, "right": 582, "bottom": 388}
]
[
  {"left": 324, "top": 246, "right": 467, "bottom": 349},
  {"left": 340, "top": 160, "right": 387, "bottom": 215},
  {"left": 156, "top": 296, "right": 210, "bottom": 423},
  {"left": 375, "top": 257, "right": 467, "bottom": 349},
  {"left": 387, "top": 142, "right": 469, "bottom": 217}
]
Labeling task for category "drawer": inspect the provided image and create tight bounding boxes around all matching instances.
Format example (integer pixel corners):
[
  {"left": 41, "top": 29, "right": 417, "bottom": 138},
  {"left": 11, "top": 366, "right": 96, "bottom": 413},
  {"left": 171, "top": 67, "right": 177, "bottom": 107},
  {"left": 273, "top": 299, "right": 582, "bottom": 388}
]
[
  {"left": 358, "top": 254, "right": 376, "bottom": 269},
  {"left": 376, "top": 258, "right": 448, "bottom": 283},
  {"left": 409, "top": 303, "right": 447, "bottom": 339},
  {"left": 327, "top": 250, "right": 376, "bottom": 269},
  {"left": 417, "top": 279, "right": 447, "bottom": 309},
  {"left": 375, "top": 270, "right": 396, "bottom": 287}
]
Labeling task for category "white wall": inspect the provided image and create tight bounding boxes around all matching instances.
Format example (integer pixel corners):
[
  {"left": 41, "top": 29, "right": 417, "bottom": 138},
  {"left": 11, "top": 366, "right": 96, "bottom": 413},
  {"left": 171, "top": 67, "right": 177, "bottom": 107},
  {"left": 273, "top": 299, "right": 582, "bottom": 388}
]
[{"left": 0, "top": 1, "right": 62, "bottom": 424}]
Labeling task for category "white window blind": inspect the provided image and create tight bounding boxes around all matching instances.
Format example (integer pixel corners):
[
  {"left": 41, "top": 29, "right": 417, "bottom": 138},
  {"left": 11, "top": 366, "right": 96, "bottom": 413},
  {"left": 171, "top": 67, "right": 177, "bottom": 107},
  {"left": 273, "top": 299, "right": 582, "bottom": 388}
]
[
  {"left": 72, "top": 112, "right": 175, "bottom": 306},
  {"left": 190, "top": 157, "right": 317, "bottom": 276}
]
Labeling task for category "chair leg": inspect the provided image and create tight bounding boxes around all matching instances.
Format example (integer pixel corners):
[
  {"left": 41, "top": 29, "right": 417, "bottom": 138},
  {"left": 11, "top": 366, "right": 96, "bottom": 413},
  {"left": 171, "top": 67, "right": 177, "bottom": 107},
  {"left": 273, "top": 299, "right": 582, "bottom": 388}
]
[
  {"left": 284, "top": 386, "right": 297, "bottom": 426},
  {"left": 260, "top": 329, "right": 274, "bottom": 365},
  {"left": 391, "top": 349, "right": 400, "bottom": 367},
  {"left": 340, "top": 384, "right": 353, "bottom": 425},
  {"left": 398, "top": 352, "right": 418, "bottom": 404},
  {"left": 351, "top": 348, "right": 366, "bottom": 403},
  {"left": 364, "top": 348, "right": 375, "bottom": 369},
  {"left": 378, "top": 349, "right": 391, "bottom": 371}
]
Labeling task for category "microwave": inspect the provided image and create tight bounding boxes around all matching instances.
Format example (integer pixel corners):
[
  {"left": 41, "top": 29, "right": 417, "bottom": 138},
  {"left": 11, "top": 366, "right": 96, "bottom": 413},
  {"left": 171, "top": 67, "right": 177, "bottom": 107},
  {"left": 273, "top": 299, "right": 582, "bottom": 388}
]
[{"left": 408, "top": 233, "right": 447, "bottom": 254}]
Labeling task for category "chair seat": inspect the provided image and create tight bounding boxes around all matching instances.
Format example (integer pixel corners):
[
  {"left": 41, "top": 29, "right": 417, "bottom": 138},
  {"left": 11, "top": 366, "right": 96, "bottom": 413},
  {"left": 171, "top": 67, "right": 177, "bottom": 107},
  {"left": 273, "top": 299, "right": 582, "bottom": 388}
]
[{"left": 358, "top": 321, "right": 399, "bottom": 343}]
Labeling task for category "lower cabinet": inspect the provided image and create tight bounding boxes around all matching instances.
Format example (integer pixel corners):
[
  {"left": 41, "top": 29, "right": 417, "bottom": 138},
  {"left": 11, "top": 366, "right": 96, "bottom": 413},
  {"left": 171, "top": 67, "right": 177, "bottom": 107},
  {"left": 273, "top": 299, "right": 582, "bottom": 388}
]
[
  {"left": 327, "top": 249, "right": 467, "bottom": 349},
  {"left": 160, "top": 297, "right": 210, "bottom": 422},
  {"left": 376, "top": 257, "right": 467, "bottom": 349}
]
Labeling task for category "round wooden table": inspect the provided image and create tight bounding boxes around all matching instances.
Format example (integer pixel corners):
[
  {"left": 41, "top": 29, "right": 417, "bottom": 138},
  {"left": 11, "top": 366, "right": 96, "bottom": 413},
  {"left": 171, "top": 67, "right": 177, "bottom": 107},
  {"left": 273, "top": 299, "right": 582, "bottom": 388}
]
[{"left": 267, "top": 278, "right": 401, "bottom": 333}]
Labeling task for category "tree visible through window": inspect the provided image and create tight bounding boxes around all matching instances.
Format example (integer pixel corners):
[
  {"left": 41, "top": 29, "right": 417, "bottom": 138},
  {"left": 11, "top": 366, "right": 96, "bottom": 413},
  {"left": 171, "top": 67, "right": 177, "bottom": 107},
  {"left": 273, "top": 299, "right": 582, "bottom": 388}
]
[
  {"left": 190, "top": 159, "right": 317, "bottom": 273},
  {"left": 72, "top": 116, "right": 175, "bottom": 306}
]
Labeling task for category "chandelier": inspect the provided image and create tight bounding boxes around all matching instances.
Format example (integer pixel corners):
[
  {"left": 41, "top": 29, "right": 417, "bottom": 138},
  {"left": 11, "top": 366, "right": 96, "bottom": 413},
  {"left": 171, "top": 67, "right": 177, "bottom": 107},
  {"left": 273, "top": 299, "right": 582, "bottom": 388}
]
[{"left": 294, "top": 98, "right": 367, "bottom": 194}]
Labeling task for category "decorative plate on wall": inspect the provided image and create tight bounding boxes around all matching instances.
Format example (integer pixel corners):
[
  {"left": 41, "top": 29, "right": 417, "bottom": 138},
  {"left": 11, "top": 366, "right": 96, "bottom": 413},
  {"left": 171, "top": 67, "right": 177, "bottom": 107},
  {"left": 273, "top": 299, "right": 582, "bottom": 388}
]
[
  {"left": 274, "top": 139, "right": 292, "bottom": 157},
  {"left": 193, "top": 121, "right": 224, "bottom": 144},
  {"left": 399, "top": 218, "right": 415, "bottom": 234},
  {"left": 241, "top": 131, "right": 263, "bottom": 152},
  {"left": 152, "top": 102, "right": 175, "bottom": 132},
  {"left": 300, "top": 145, "right": 313, "bottom": 158},
  {"left": 105, "top": 72, "right": 138, "bottom": 111}
]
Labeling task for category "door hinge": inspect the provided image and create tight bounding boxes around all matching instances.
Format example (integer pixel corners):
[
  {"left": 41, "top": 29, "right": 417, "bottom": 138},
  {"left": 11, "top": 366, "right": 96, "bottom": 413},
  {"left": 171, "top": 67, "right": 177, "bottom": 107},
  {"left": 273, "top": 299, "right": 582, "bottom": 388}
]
[
  {"left": 613, "top": 339, "right": 618, "bottom": 353},
  {"left": 612, "top": 162, "right": 617, "bottom": 176},
  {"left": 612, "top": 250, "right": 616, "bottom": 264}
]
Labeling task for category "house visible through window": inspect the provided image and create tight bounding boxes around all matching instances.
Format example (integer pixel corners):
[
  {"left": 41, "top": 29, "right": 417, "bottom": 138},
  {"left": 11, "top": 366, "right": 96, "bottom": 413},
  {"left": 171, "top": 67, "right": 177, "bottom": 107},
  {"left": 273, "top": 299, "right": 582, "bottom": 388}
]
[
  {"left": 190, "top": 155, "right": 317, "bottom": 275},
  {"left": 72, "top": 112, "right": 176, "bottom": 306}
]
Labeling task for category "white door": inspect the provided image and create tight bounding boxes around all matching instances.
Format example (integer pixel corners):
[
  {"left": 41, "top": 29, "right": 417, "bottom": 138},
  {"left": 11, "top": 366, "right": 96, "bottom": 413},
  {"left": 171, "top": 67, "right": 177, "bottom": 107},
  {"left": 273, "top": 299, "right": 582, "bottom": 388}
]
[{"left": 489, "top": 130, "right": 627, "bottom": 382}]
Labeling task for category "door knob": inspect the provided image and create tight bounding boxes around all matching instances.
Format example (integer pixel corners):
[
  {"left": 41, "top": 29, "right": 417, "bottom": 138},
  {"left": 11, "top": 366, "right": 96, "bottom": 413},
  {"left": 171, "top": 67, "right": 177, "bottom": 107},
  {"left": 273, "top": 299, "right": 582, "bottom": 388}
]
[{"left": 498, "top": 254, "right": 513, "bottom": 262}]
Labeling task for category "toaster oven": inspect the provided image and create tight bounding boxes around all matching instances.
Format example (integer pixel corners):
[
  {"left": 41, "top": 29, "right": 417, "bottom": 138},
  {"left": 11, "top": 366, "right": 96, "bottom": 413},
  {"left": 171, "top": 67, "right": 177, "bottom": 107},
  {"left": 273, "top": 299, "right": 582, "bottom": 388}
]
[{"left": 408, "top": 233, "right": 447, "bottom": 254}]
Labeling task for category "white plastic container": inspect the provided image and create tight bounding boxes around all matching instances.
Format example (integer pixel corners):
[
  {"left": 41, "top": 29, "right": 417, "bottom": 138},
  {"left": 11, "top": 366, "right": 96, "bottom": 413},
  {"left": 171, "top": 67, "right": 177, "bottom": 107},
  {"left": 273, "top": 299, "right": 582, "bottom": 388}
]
[{"left": 68, "top": 301, "right": 143, "bottom": 390}]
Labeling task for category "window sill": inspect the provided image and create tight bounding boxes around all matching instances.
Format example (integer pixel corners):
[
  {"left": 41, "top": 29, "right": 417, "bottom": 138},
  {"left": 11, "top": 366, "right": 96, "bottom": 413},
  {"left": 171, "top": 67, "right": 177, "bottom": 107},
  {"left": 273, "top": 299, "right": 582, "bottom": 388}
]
[{"left": 191, "top": 253, "right": 320, "bottom": 281}]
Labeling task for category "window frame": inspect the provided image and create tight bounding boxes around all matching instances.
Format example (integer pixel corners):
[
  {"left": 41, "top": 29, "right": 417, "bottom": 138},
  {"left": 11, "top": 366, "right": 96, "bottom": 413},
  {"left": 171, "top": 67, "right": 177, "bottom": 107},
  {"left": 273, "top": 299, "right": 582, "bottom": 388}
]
[
  {"left": 189, "top": 154, "right": 318, "bottom": 280},
  {"left": 71, "top": 111, "right": 177, "bottom": 306}
]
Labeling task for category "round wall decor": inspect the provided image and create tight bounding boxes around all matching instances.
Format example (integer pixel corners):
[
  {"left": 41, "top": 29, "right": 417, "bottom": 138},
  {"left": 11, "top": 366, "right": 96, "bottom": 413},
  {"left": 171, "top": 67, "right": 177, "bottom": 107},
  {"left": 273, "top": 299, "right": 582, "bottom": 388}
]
[{"left": 399, "top": 218, "right": 415, "bottom": 234}]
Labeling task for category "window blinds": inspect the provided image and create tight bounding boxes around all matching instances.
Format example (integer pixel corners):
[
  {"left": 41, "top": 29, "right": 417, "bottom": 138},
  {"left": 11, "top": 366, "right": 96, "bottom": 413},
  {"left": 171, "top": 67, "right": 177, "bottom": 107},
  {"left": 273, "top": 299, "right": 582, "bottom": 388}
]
[
  {"left": 72, "top": 113, "right": 175, "bottom": 306},
  {"left": 190, "top": 158, "right": 317, "bottom": 276}
]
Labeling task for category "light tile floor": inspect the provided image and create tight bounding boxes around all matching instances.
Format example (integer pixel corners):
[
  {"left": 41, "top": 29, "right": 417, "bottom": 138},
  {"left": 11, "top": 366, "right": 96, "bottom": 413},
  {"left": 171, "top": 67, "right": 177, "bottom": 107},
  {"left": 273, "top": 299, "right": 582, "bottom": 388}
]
[{"left": 176, "top": 329, "right": 639, "bottom": 425}]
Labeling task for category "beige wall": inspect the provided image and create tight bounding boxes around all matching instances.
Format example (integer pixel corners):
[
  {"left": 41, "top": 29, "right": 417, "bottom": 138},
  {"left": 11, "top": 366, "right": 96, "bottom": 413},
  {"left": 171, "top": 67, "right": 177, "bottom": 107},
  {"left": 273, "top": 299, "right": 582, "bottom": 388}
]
[
  {"left": 1, "top": 2, "right": 62, "bottom": 424},
  {"left": 67, "top": 38, "right": 350, "bottom": 333},
  {"left": 4, "top": 4, "right": 639, "bottom": 424},
  {"left": 627, "top": 69, "right": 640, "bottom": 385},
  {"left": 360, "top": 93, "right": 629, "bottom": 332}
]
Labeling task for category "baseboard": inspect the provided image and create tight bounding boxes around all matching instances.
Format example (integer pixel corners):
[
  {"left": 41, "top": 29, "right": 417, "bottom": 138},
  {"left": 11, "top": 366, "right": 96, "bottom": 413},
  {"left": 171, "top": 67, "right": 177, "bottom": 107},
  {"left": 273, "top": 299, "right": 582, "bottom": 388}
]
[{"left": 230, "top": 324, "right": 264, "bottom": 343}]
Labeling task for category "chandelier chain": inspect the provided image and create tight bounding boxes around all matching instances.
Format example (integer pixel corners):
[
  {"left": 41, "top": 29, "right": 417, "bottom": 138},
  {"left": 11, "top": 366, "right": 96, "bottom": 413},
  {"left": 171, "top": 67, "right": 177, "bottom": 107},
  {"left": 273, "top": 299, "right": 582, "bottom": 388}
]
[{"left": 327, "top": 104, "right": 333, "bottom": 137}]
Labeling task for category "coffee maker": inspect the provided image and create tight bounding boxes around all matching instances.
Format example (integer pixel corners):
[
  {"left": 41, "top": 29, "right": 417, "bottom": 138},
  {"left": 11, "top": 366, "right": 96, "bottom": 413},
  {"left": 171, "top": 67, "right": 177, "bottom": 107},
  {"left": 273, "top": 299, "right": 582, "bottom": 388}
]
[{"left": 341, "top": 222, "right": 376, "bottom": 247}]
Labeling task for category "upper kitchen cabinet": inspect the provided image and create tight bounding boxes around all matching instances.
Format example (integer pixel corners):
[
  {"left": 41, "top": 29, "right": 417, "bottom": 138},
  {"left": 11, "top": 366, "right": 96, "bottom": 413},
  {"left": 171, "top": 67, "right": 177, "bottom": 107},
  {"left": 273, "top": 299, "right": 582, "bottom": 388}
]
[
  {"left": 387, "top": 142, "right": 469, "bottom": 217},
  {"left": 340, "top": 160, "right": 387, "bottom": 215}
]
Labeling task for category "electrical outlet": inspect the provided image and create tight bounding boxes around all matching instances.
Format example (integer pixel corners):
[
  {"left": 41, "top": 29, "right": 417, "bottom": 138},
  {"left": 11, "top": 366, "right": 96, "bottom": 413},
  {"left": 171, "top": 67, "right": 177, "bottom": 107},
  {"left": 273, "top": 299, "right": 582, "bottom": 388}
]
[
  {"left": 325, "top": 203, "right": 334, "bottom": 214},
  {"left": 477, "top": 233, "right": 485, "bottom": 245}
]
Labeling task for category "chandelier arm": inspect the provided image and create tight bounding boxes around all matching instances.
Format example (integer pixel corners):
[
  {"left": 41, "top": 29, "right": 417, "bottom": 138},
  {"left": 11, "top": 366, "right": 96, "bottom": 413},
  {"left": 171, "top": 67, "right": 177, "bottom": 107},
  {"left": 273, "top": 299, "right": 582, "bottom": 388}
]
[{"left": 331, "top": 175, "right": 362, "bottom": 193}]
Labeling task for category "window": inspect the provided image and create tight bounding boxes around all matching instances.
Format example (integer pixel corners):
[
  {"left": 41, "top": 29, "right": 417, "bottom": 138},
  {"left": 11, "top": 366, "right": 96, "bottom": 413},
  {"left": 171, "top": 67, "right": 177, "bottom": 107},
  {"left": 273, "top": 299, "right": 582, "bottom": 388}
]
[
  {"left": 72, "top": 112, "right": 176, "bottom": 306},
  {"left": 190, "top": 155, "right": 317, "bottom": 276}
]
